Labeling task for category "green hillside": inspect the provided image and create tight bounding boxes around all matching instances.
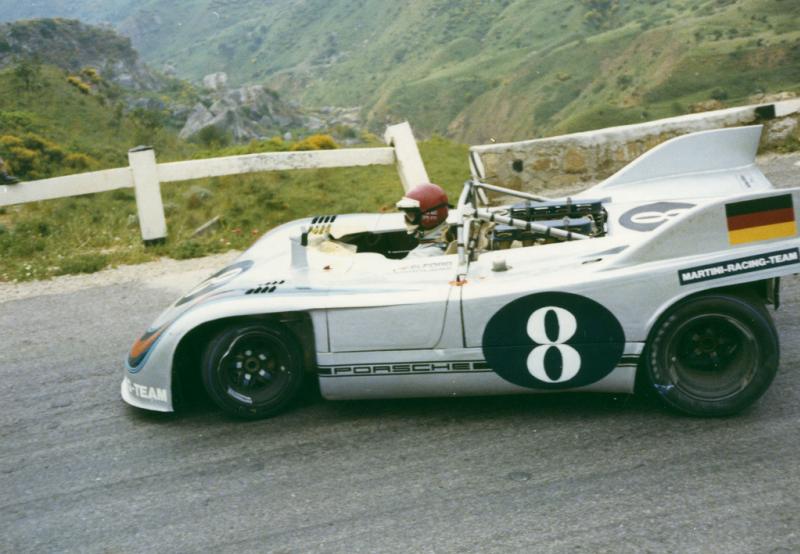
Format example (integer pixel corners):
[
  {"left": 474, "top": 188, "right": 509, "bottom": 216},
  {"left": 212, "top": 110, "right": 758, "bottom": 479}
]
[{"left": 2, "top": 0, "right": 796, "bottom": 142}]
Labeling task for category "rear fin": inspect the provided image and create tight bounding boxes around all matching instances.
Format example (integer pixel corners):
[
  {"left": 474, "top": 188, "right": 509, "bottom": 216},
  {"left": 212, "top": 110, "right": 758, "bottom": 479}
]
[{"left": 581, "top": 125, "right": 763, "bottom": 196}]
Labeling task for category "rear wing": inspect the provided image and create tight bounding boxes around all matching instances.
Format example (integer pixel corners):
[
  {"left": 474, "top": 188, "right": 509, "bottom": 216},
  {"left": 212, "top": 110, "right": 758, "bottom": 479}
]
[{"left": 578, "top": 126, "right": 772, "bottom": 203}]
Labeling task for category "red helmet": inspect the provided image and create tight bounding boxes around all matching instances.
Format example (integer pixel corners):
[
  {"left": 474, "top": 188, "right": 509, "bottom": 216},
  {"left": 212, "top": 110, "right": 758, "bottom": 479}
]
[{"left": 396, "top": 183, "right": 449, "bottom": 232}]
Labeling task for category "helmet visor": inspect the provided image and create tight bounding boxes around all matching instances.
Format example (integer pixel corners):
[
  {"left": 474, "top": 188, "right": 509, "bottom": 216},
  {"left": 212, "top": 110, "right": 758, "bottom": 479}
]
[{"left": 402, "top": 208, "right": 422, "bottom": 226}]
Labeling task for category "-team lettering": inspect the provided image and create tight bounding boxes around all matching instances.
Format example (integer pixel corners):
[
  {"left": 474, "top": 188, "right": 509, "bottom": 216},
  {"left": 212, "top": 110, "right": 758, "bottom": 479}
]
[{"left": 124, "top": 377, "right": 168, "bottom": 403}]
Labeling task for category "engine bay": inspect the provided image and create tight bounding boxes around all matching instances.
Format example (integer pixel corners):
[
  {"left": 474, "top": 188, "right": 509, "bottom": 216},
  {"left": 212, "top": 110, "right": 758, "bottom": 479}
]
[{"left": 488, "top": 198, "right": 607, "bottom": 249}]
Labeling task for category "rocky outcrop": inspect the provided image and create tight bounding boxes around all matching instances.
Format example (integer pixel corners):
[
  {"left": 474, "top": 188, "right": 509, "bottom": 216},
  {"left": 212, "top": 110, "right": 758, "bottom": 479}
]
[
  {"left": 305, "top": 106, "right": 361, "bottom": 131},
  {"left": 202, "top": 72, "right": 227, "bottom": 92},
  {"left": 180, "top": 78, "right": 306, "bottom": 141}
]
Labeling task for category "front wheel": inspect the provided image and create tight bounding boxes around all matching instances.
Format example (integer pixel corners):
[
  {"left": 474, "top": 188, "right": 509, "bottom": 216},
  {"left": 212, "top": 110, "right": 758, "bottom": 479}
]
[
  {"left": 645, "top": 294, "right": 779, "bottom": 416},
  {"left": 202, "top": 323, "right": 305, "bottom": 419}
]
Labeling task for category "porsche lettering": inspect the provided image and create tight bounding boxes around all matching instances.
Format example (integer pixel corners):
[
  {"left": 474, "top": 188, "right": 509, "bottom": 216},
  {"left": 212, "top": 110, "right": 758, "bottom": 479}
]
[{"left": 319, "top": 361, "right": 491, "bottom": 376}]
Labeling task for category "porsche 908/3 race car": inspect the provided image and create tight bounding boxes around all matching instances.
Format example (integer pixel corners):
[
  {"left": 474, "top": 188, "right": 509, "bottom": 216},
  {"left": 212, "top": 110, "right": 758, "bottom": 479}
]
[{"left": 123, "top": 125, "right": 796, "bottom": 419}]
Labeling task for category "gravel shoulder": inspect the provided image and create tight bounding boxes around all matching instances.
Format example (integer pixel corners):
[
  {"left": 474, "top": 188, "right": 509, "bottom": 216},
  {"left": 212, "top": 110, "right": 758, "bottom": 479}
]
[{"left": 0, "top": 251, "right": 240, "bottom": 304}]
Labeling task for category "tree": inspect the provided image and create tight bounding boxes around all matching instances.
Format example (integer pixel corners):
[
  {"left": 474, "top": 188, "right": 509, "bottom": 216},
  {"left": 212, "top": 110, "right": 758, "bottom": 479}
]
[
  {"left": 13, "top": 56, "right": 42, "bottom": 92},
  {"left": 580, "top": 0, "right": 620, "bottom": 30},
  {"left": 194, "top": 125, "right": 231, "bottom": 148},
  {"left": 130, "top": 107, "right": 167, "bottom": 145}
]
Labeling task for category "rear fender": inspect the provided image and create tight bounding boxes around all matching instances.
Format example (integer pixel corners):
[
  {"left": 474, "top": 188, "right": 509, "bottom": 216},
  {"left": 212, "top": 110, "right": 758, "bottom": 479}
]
[{"left": 609, "top": 189, "right": 800, "bottom": 268}]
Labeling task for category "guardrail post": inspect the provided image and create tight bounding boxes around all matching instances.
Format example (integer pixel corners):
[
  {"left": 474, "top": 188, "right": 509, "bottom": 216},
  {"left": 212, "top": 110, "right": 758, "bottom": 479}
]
[
  {"left": 128, "top": 146, "right": 167, "bottom": 244},
  {"left": 384, "top": 122, "right": 430, "bottom": 193}
]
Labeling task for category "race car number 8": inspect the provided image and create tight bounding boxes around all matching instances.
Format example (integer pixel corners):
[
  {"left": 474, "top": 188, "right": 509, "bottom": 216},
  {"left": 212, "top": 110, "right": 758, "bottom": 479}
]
[
  {"left": 526, "top": 307, "right": 580, "bottom": 383},
  {"left": 482, "top": 292, "right": 625, "bottom": 390}
]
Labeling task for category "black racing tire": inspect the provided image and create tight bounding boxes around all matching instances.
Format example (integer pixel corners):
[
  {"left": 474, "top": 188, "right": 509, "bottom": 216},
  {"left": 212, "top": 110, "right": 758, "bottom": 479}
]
[
  {"left": 202, "top": 323, "right": 305, "bottom": 419},
  {"left": 644, "top": 293, "right": 779, "bottom": 417}
]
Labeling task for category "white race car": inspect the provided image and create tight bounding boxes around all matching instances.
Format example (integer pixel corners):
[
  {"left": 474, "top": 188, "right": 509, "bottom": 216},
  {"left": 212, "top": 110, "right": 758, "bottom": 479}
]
[{"left": 123, "top": 125, "right": 796, "bottom": 418}]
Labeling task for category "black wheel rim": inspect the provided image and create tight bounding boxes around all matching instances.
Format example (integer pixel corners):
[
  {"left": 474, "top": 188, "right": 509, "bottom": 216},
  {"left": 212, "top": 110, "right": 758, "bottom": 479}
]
[
  {"left": 215, "top": 330, "right": 294, "bottom": 407},
  {"left": 664, "top": 313, "right": 758, "bottom": 402}
]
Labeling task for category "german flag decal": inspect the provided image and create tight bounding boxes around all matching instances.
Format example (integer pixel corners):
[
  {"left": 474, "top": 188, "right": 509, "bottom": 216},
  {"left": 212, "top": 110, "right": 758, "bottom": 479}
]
[{"left": 726, "top": 194, "right": 797, "bottom": 245}]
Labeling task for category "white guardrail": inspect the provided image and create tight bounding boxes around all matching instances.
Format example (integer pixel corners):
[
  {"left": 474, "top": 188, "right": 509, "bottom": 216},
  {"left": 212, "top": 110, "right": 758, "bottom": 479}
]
[{"left": 0, "top": 122, "right": 430, "bottom": 243}]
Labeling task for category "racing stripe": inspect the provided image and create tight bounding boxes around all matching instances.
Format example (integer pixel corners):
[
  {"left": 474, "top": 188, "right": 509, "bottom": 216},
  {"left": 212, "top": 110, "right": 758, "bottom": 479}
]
[
  {"left": 728, "top": 221, "right": 797, "bottom": 245},
  {"left": 128, "top": 326, "right": 166, "bottom": 368},
  {"left": 726, "top": 208, "right": 795, "bottom": 231}
]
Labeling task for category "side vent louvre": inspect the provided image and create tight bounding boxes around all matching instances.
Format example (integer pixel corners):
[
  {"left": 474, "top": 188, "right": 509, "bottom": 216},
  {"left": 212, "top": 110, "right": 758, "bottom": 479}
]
[
  {"left": 310, "top": 215, "right": 337, "bottom": 234},
  {"left": 245, "top": 280, "right": 286, "bottom": 295}
]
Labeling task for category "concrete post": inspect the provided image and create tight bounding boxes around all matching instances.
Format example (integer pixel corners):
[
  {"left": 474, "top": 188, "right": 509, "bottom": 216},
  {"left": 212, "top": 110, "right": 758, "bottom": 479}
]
[
  {"left": 384, "top": 122, "right": 430, "bottom": 193},
  {"left": 128, "top": 146, "right": 167, "bottom": 244}
]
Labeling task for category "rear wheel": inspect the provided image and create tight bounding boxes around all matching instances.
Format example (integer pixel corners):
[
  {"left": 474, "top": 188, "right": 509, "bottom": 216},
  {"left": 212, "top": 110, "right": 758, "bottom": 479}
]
[
  {"left": 645, "top": 294, "right": 779, "bottom": 416},
  {"left": 202, "top": 323, "right": 304, "bottom": 419}
]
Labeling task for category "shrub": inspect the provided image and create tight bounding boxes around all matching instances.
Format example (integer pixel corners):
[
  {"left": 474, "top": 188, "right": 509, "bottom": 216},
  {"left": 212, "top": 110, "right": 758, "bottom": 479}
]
[
  {"left": 0, "top": 131, "right": 95, "bottom": 180},
  {"left": 81, "top": 67, "right": 102, "bottom": 84},
  {"left": 55, "top": 253, "right": 109, "bottom": 275},
  {"left": 0, "top": 233, "right": 45, "bottom": 257},
  {"left": 290, "top": 134, "right": 339, "bottom": 151},
  {"left": 0, "top": 111, "right": 38, "bottom": 132},
  {"left": 14, "top": 218, "right": 51, "bottom": 238},
  {"left": 67, "top": 75, "right": 92, "bottom": 95},
  {"left": 616, "top": 74, "right": 634, "bottom": 89},
  {"left": 171, "top": 240, "right": 206, "bottom": 260},
  {"left": 0, "top": 135, "right": 24, "bottom": 148},
  {"left": 331, "top": 125, "right": 358, "bottom": 139},
  {"left": 252, "top": 136, "right": 288, "bottom": 152},
  {"left": 21, "top": 134, "right": 50, "bottom": 149},
  {"left": 7, "top": 145, "right": 35, "bottom": 162},
  {"left": 710, "top": 88, "right": 729, "bottom": 101},
  {"left": 64, "top": 152, "right": 97, "bottom": 171},
  {"left": 111, "top": 189, "right": 134, "bottom": 202},
  {"left": 193, "top": 125, "right": 231, "bottom": 148}
]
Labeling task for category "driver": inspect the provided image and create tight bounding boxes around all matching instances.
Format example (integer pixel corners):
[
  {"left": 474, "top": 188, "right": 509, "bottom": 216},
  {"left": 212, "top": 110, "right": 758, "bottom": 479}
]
[{"left": 396, "top": 183, "right": 453, "bottom": 257}]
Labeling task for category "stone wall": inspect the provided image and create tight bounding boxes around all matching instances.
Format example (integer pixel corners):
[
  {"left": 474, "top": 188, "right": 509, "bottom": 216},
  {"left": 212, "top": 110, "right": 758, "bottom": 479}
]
[{"left": 471, "top": 100, "right": 800, "bottom": 194}]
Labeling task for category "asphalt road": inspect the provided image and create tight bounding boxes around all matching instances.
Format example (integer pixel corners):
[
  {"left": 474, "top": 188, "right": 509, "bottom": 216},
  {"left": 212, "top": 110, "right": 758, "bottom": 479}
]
[{"left": 2, "top": 154, "right": 800, "bottom": 554}]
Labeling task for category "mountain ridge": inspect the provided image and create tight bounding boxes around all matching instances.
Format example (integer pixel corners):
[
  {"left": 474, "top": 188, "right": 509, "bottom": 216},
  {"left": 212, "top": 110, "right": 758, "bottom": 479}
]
[{"left": 1, "top": 0, "right": 799, "bottom": 142}]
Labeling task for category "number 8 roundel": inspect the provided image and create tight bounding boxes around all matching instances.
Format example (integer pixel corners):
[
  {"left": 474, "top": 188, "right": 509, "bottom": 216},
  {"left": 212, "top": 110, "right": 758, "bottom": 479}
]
[{"left": 482, "top": 292, "right": 625, "bottom": 390}]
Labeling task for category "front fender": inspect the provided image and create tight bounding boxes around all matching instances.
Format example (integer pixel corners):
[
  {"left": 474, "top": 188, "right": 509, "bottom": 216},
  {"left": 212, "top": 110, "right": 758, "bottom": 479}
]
[{"left": 123, "top": 289, "right": 331, "bottom": 412}]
